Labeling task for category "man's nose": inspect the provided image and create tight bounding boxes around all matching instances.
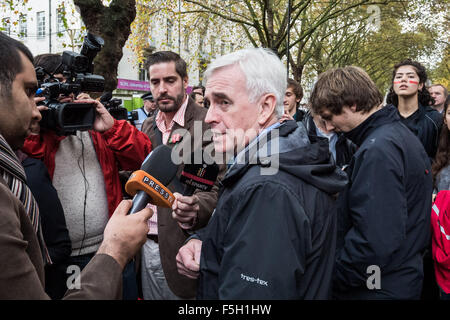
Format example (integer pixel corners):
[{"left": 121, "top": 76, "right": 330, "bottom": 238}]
[
  {"left": 158, "top": 82, "right": 168, "bottom": 94},
  {"left": 204, "top": 104, "right": 216, "bottom": 124},
  {"left": 31, "top": 102, "right": 42, "bottom": 122},
  {"left": 325, "top": 120, "right": 335, "bottom": 132}
]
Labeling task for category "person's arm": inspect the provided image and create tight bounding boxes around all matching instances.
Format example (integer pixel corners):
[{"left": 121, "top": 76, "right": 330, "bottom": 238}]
[
  {"left": 333, "top": 144, "right": 407, "bottom": 292},
  {"left": 0, "top": 186, "right": 50, "bottom": 299},
  {"left": 0, "top": 188, "right": 152, "bottom": 299},
  {"left": 101, "top": 119, "right": 153, "bottom": 170},
  {"left": 73, "top": 99, "right": 152, "bottom": 170}
]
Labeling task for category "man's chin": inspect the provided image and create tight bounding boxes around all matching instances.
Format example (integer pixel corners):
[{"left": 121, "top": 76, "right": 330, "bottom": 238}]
[{"left": 158, "top": 103, "right": 179, "bottom": 113}]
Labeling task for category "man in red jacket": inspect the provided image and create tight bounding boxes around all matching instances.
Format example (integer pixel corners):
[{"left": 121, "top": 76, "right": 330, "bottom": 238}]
[{"left": 22, "top": 54, "right": 152, "bottom": 299}]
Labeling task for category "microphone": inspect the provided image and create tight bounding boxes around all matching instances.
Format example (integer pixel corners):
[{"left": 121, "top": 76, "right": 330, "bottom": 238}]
[
  {"left": 177, "top": 150, "right": 220, "bottom": 196},
  {"left": 125, "top": 145, "right": 178, "bottom": 214},
  {"left": 100, "top": 91, "right": 112, "bottom": 104}
]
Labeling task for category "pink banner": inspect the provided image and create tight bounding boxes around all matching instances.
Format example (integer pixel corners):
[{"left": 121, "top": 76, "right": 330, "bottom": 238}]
[{"left": 117, "top": 78, "right": 150, "bottom": 91}]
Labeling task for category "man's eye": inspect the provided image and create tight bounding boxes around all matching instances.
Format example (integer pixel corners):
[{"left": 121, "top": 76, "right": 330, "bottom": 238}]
[{"left": 26, "top": 88, "right": 35, "bottom": 97}]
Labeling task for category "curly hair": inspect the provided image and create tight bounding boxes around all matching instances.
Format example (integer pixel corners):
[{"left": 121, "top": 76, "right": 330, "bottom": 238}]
[
  {"left": 432, "top": 97, "right": 450, "bottom": 183},
  {"left": 386, "top": 59, "right": 434, "bottom": 107}
]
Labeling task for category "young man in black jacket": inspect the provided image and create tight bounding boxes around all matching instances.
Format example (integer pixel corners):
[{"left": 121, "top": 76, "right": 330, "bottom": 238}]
[
  {"left": 175, "top": 48, "right": 348, "bottom": 299},
  {"left": 310, "top": 66, "right": 432, "bottom": 299}
]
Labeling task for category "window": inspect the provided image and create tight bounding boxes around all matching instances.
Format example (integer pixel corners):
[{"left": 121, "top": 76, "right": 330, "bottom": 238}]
[
  {"left": 19, "top": 15, "right": 27, "bottom": 38},
  {"left": 166, "top": 19, "right": 173, "bottom": 47},
  {"left": 210, "top": 36, "right": 216, "bottom": 58},
  {"left": 57, "top": 9, "right": 65, "bottom": 33},
  {"left": 183, "top": 28, "right": 189, "bottom": 52},
  {"left": 138, "top": 63, "right": 148, "bottom": 81},
  {"left": 2, "top": 17, "right": 10, "bottom": 35},
  {"left": 37, "top": 11, "right": 45, "bottom": 39},
  {"left": 220, "top": 41, "right": 225, "bottom": 56},
  {"left": 199, "top": 36, "right": 204, "bottom": 54}
]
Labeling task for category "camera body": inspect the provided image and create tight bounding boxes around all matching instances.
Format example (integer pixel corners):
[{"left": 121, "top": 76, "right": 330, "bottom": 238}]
[
  {"left": 101, "top": 94, "right": 139, "bottom": 125},
  {"left": 36, "top": 33, "right": 105, "bottom": 135}
]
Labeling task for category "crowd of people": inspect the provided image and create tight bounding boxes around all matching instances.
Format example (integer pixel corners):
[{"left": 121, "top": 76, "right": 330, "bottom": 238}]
[{"left": 0, "top": 31, "right": 449, "bottom": 300}]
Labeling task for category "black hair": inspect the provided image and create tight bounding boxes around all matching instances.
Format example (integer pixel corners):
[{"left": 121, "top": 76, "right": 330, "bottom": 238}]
[
  {"left": 192, "top": 85, "right": 205, "bottom": 95},
  {"left": 0, "top": 32, "right": 34, "bottom": 98},
  {"left": 386, "top": 59, "right": 434, "bottom": 107},
  {"left": 145, "top": 51, "right": 187, "bottom": 79},
  {"left": 34, "top": 53, "right": 65, "bottom": 76}
]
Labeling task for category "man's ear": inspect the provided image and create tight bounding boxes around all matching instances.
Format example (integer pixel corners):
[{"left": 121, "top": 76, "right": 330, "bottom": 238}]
[
  {"left": 349, "top": 104, "right": 358, "bottom": 113},
  {"left": 183, "top": 76, "right": 189, "bottom": 89},
  {"left": 258, "top": 93, "right": 277, "bottom": 126}
]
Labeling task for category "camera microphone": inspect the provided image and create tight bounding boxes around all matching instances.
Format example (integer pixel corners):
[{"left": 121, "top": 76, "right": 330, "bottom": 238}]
[{"left": 100, "top": 91, "right": 113, "bottom": 104}]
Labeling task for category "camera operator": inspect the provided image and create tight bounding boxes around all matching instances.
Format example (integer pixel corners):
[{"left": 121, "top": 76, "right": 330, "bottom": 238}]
[{"left": 22, "top": 52, "right": 153, "bottom": 300}]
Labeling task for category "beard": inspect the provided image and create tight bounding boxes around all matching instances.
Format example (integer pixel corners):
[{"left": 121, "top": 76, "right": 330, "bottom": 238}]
[{"left": 156, "top": 91, "right": 185, "bottom": 113}]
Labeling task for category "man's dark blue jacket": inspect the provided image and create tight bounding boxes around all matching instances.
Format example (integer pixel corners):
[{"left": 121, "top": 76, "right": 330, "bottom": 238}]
[{"left": 333, "top": 105, "right": 432, "bottom": 299}]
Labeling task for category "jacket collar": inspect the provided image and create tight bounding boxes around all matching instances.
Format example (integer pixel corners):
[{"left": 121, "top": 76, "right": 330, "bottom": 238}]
[{"left": 344, "top": 105, "right": 399, "bottom": 147}]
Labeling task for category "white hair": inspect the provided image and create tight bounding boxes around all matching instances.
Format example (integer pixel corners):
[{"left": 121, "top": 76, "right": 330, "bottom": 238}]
[{"left": 204, "top": 48, "right": 286, "bottom": 118}]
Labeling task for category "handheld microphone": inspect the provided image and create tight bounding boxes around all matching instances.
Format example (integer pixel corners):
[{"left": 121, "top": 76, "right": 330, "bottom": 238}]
[
  {"left": 125, "top": 145, "right": 178, "bottom": 214},
  {"left": 177, "top": 150, "right": 220, "bottom": 196}
]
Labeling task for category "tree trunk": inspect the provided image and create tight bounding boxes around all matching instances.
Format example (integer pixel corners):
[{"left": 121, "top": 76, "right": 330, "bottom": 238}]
[{"left": 74, "top": 0, "right": 136, "bottom": 92}]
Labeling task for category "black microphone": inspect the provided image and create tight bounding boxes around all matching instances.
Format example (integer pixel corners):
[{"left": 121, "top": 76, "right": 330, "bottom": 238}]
[
  {"left": 126, "top": 145, "right": 178, "bottom": 214},
  {"left": 177, "top": 150, "right": 220, "bottom": 196},
  {"left": 100, "top": 91, "right": 112, "bottom": 104}
]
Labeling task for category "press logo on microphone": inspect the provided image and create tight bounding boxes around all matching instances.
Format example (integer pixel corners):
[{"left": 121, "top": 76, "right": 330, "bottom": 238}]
[{"left": 142, "top": 176, "right": 173, "bottom": 202}]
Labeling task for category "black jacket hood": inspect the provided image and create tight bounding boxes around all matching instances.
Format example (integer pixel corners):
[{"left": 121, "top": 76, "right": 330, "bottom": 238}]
[{"left": 223, "top": 120, "right": 348, "bottom": 195}]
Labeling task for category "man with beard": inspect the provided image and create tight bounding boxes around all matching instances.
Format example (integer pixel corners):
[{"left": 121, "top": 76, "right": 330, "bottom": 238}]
[{"left": 140, "top": 51, "right": 222, "bottom": 300}]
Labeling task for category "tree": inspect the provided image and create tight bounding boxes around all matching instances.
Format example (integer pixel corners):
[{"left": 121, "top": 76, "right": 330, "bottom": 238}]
[
  {"left": 73, "top": 0, "right": 136, "bottom": 92},
  {"left": 183, "top": 0, "right": 397, "bottom": 81},
  {"left": 127, "top": 0, "right": 247, "bottom": 85},
  {"left": 1, "top": 0, "right": 136, "bottom": 92}
]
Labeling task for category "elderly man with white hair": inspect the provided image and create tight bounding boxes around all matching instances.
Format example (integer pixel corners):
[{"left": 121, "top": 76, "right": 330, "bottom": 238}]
[{"left": 175, "top": 48, "right": 347, "bottom": 299}]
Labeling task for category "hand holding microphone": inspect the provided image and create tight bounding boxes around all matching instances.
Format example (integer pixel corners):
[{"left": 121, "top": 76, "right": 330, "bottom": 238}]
[
  {"left": 172, "top": 151, "right": 219, "bottom": 229},
  {"left": 125, "top": 144, "right": 179, "bottom": 214}
]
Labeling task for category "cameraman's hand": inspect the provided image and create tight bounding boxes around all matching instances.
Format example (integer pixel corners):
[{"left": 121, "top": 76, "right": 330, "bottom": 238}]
[
  {"left": 77, "top": 92, "right": 92, "bottom": 100},
  {"left": 73, "top": 98, "right": 115, "bottom": 133},
  {"left": 97, "top": 200, "right": 153, "bottom": 270}
]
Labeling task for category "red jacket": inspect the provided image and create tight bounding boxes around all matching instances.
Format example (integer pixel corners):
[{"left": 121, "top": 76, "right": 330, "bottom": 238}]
[
  {"left": 432, "top": 190, "right": 450, "bottom": 293},
  {"left": 22, "top": 120, "right": 152, "bottom": 217}
]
